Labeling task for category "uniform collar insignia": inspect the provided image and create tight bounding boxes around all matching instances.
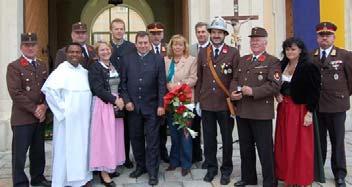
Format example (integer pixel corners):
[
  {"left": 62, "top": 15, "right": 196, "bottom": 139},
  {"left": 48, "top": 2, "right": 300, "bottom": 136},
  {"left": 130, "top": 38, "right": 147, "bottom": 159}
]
[
  {"left": 330, "top": 49, "right": 336, "bottom": 56},
  {"left": 314, "top": 49, "right": 319, "bottom": 56}
]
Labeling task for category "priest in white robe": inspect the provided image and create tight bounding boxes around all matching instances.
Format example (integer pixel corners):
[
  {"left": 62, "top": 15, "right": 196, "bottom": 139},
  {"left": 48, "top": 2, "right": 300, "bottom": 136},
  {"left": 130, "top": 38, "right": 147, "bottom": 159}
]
[{"left": 41, "top": 43, "right": 92, "bottom": 187}]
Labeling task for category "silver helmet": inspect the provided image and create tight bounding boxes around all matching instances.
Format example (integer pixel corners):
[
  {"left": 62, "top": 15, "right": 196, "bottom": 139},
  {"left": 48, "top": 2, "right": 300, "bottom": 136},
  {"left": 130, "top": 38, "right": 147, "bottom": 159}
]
[{"left": 207, "top": 16, "right": 229, "bottom": 35}]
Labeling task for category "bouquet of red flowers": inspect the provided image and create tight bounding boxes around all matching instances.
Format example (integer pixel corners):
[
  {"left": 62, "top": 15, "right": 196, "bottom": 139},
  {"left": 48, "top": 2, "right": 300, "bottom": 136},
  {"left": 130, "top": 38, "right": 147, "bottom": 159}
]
[{"left": 164, "top": 84, "right": 198, "bottom": 138}]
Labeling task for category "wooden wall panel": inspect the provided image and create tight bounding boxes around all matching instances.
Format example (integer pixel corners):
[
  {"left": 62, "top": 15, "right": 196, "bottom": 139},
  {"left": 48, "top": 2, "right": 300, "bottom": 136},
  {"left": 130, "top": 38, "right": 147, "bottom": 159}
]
[
  {"left": 285, "top": 0, "right": 294, "bottom": 38},
  {"left": 24, "top": 0, "right": 49, "bottom": 62},
  {"left": 182, "top": 0, "right": 189, "bottom": 41}
]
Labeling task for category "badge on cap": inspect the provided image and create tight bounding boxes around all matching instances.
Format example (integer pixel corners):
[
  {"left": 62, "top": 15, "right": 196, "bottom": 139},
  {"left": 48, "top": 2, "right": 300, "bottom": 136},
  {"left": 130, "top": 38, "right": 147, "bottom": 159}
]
[
  {"left": 334, "top": 73, "right": 339, "bottom": 80},
  {"left": 258, "top": 74, "right": 263, "bottom": 81},
  {"left": 26, "top": 86, "right": 31, "bottom": 91}
]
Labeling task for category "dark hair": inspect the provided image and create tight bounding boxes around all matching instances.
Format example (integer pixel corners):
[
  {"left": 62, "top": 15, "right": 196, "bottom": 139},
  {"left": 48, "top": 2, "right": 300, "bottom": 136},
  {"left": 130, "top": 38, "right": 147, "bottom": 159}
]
[
  {"left": 281, "top": 37, "right": 311, "bottom": 65},
  {"left": 65, "top": 42, "right": 82, "bottom": 53},
  {"left": 135, "top": 31, "right": 150, "bottom": 43}
]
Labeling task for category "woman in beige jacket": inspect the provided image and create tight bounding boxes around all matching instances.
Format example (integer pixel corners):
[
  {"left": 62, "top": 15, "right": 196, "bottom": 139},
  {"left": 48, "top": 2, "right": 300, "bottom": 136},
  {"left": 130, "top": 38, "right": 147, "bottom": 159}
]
[{"left": 164, "top": 34, "right": 197, "bottom": 176}]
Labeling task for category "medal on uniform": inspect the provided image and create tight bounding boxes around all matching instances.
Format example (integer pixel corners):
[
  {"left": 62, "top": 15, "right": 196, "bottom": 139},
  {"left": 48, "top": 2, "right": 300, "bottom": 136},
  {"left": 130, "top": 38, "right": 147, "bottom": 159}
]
[
  {"left": 258, "top": 74, "right": 263, "bottom": 80},
  {"left": 334, "top": 73, "right": 339, "bottom": 80},
  {"left": 26, "top": 78, "right": 29, "bottom": 82},
  {"left": 228, "top": 69, "right": 232, "bottom": 73},
  {"left": 224, "top": 70, "right": 228, "bottom": 74},
  {"left": 26, "top": 86, "right": 31, "bottom": 91}
]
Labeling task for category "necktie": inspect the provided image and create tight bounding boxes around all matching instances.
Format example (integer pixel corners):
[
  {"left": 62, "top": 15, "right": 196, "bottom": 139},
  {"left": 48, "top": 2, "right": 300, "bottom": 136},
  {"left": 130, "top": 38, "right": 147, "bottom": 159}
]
[
  {"left": 31, "top": 60, "right": 37, "bottom": 69},
  {"left": 252, "top": 56, "right": 258, "bottom": 62},
  {"left": 321, "top": 50, "right": 326, "bottom": 64},
  {"left": 214, "top": 48, "right": 219, "bottom": 59},
  {"left": 81, "top": 46, "right": 89, "bottom": 59},
  {"left": 155, "top": 46, "right": 160, "bottom": 54}
]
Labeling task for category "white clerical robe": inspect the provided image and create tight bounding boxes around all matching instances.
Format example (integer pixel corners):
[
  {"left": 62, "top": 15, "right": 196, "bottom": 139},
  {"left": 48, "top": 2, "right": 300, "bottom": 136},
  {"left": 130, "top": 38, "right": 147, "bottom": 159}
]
[{"left": 41, "top": 61, "right": 92, "bottom": 187}]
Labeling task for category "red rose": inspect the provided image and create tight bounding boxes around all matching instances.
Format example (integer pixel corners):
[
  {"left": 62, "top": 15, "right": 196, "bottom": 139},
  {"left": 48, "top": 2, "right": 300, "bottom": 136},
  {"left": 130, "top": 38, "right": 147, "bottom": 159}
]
[
  {"left": 179, "top": 94, "right": 187, "bottom": 102},
  {"left": 176, "top": 105, "right": 187, "bottom": 114}
]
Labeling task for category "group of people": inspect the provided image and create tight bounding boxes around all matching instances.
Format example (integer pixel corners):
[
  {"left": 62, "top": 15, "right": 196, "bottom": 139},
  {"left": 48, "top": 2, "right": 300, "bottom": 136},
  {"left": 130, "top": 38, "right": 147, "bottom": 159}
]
[{"left": 6, "top": 15, "right": 352, "bottom": 187}]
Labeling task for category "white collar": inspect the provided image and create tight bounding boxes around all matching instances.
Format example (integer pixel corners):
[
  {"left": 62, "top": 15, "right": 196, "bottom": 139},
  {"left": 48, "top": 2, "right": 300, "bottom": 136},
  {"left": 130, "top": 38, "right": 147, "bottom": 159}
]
[
  {"left": 211, "top": 43, "right": 225, "bottom": 56},
  {"left": 21, "top": 54, "right": 36, "bottom": 62},
  {"left": 198, "top": 40, "right": 209, "bottom": 48},
  {"left": 99, "top": 61, "right": 110, "bottom": 69},
  {"left": 153, "top": 43, "right": 161, "bottom": 51},
  {"left": 320, "top": 45, "right": 333, "bottom": 58},
  {"left": 252, "top": 51, "right": 266, "bottom": 59}
]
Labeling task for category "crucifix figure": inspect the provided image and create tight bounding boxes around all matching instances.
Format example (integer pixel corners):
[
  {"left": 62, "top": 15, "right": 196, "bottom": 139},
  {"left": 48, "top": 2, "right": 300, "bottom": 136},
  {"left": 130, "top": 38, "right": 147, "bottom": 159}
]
[{"left": 223, "top": 0, "right": 259, "bottom": 50}]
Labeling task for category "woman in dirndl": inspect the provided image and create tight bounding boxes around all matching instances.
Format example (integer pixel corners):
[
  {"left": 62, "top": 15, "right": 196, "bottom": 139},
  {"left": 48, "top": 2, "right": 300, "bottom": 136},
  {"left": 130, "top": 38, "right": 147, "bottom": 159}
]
[
  {"left": 88, "top": 41, "right": 125, "bottom": 187},
  {"left": 274, "top": 37, "right": 325, "bottom": 186}
]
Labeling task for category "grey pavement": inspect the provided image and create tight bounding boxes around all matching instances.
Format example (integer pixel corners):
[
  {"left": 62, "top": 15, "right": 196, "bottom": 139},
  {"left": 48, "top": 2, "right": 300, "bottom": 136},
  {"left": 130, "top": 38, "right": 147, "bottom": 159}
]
[{"left": 1, "top": 132, "right": 352, "bottom": 187}]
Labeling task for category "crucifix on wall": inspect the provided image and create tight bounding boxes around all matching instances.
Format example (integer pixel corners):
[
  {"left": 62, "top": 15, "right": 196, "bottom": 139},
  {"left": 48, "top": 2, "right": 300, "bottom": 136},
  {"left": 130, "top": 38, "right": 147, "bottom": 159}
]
[{"left": 223, "top": 0, "right": 258, "bottom": 50}]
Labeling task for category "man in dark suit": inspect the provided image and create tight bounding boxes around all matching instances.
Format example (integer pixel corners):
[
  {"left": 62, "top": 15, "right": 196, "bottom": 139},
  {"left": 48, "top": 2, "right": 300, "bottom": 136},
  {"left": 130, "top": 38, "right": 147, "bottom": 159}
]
[
  {"left": 230, "top": 27, "right": 281, "bottom": 187},
  {"left": 195, "top": 16, "right": 240, "bottom": 185},
  {"left": 54, "top": 22, "right": 97, "bottom": 69},
  {"left": 120, "top": 31, "right": 166, "bottom": 186},
  {"left": 311, "top": 22, "right": 352, "bottom": 187},
  {"left": 109, "top": 18, "right": 136, "bottom": 169},
  {"left": 147, "top": 22, "right": 169, "bottom": 163},
  {"left": 6, "top": 33, "right": 51, "bottom": 187},
  {"left": 189, "top": 21, "right": 210, "bottom": 166}
]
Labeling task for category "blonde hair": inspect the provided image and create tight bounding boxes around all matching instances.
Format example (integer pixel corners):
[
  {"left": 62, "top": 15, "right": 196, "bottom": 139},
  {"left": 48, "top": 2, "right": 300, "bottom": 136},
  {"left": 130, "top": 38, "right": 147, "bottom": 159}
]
[
  {"left": 94, "top": 41, "right": 112, "bottom": 56},
  {"left": 166, "top": 34, "right": 190, "bottom": 58}
]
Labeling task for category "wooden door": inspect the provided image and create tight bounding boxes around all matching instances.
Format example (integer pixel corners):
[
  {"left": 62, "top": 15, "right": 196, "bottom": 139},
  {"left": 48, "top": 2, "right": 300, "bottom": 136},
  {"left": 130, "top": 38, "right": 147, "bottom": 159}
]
[
  {"left": 286, "top": 0, "right": 294, "bottom": 38},
  {"left": 24, "top": 0, "right": 49, "bottom": 63}
]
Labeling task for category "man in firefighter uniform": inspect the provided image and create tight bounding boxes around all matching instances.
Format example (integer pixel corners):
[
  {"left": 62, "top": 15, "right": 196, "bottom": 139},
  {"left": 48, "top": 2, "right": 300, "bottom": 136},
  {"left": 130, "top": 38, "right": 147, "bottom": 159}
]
[
  {"left": 147, "top": 22, "right": 169, "bottom": 163},
  {"left": 6, "top": 33, "right": 51, "bottom": 187},
  {"left": 230, "top": 27, "right": 281, "bottom": 187},
  {"left": 195, "top": 16, "right": 240, "bottom": 185},
  {"left": 312, "top": 22, "right": 352, "bottom": 187},
  {"left": 54, "top": 22, "right": 97, "bottom": 69}
]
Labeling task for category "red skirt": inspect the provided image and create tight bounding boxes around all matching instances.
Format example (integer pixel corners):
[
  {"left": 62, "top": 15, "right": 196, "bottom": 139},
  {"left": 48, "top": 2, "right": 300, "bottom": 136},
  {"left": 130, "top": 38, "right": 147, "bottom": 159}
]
[{"left": 274, "top": 96, "right": 314, "bottom": 185}]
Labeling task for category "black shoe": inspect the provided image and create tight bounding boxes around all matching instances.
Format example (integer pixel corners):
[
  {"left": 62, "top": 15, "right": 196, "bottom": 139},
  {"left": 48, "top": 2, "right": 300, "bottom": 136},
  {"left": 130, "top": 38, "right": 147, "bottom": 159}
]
[
  {"left": 166, "top": 165, "right": 177, "bottom": 171},
  {"left": 109, "top": 172, "right": 120, "bottom": 178},
  {"left": 220, "top": 175, "right": 230, "bottom": 185},
  {"left": 201, "top": 162, "right": 208, "bottom": 169},
  {"left": 181, "top": 168, "right": 190, "bottom": 176},
  {"left": 30, "top": 178, "right": 51, "bottom": 187},
  {"left": 203, "top": 171, "right": 217, "bottom": 182},
  {"left": 335, "top": 178, "right": 346, "bottom": 187},
  {"left": 234, "top": 180, "right": 257, "bottom": 186},
  {"left": 148, "top": 176, "right": 159, "bottom": 186},
  {"left": 99, "top": 172, "right": 116, "bottom": 187},
  {"left": 123, "top": 160, "right": 134, "bottom": 169},
  {"left": 129, "top": 167, "right": 147, "bottom": 178}
]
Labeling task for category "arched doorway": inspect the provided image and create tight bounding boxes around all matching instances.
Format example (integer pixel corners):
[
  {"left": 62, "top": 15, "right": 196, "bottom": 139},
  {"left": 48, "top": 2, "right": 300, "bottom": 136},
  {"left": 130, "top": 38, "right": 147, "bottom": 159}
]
[{"left": 90, "top": 5, "right": 146, "bottom": 44}]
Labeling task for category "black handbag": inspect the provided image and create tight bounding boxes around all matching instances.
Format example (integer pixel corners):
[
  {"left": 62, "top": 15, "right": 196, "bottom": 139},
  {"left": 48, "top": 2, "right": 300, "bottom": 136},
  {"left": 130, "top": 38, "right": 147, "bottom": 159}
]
[{"left": 113, "top": 106, "right": 125, "bottom": 118}]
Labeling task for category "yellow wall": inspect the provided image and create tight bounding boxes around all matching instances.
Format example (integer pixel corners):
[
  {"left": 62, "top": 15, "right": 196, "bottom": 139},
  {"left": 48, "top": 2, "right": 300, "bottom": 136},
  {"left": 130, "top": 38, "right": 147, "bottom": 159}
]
[{"left": 320, "top": 0, "right": 345, "bottom": 47}]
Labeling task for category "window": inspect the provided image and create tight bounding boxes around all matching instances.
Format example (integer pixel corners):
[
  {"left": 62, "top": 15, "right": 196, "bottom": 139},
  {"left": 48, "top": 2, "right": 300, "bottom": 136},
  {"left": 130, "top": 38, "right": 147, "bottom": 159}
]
[{"left": 91, "top": 5, "right": 146, "bottom": 44}]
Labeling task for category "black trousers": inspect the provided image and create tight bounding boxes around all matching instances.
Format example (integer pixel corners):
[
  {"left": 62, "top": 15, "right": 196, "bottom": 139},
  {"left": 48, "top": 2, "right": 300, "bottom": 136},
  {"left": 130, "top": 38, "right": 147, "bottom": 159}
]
[
  {"left": 191, "top": 111, "right": 202, "bottom": 162},
  {"left": 202, "top": 110, "right": 234, "bottom": 176},
  {"left": 127, "top": 110, "right": 160, "bottom": 177},
  {"left": 317, "top": 112, "right": 347, "bottom": 179},
  {"left": 11, "top": 123, "right": 46, "bottom": 187},
  {"left": 159, "top": 117, "right": 168, "bottom": 158},
  {"left": 123, "top": 115, "right": 132, "bottom": 162},
  {"left": 236, "top": 117, "right": 274, "bottom": 187}
]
